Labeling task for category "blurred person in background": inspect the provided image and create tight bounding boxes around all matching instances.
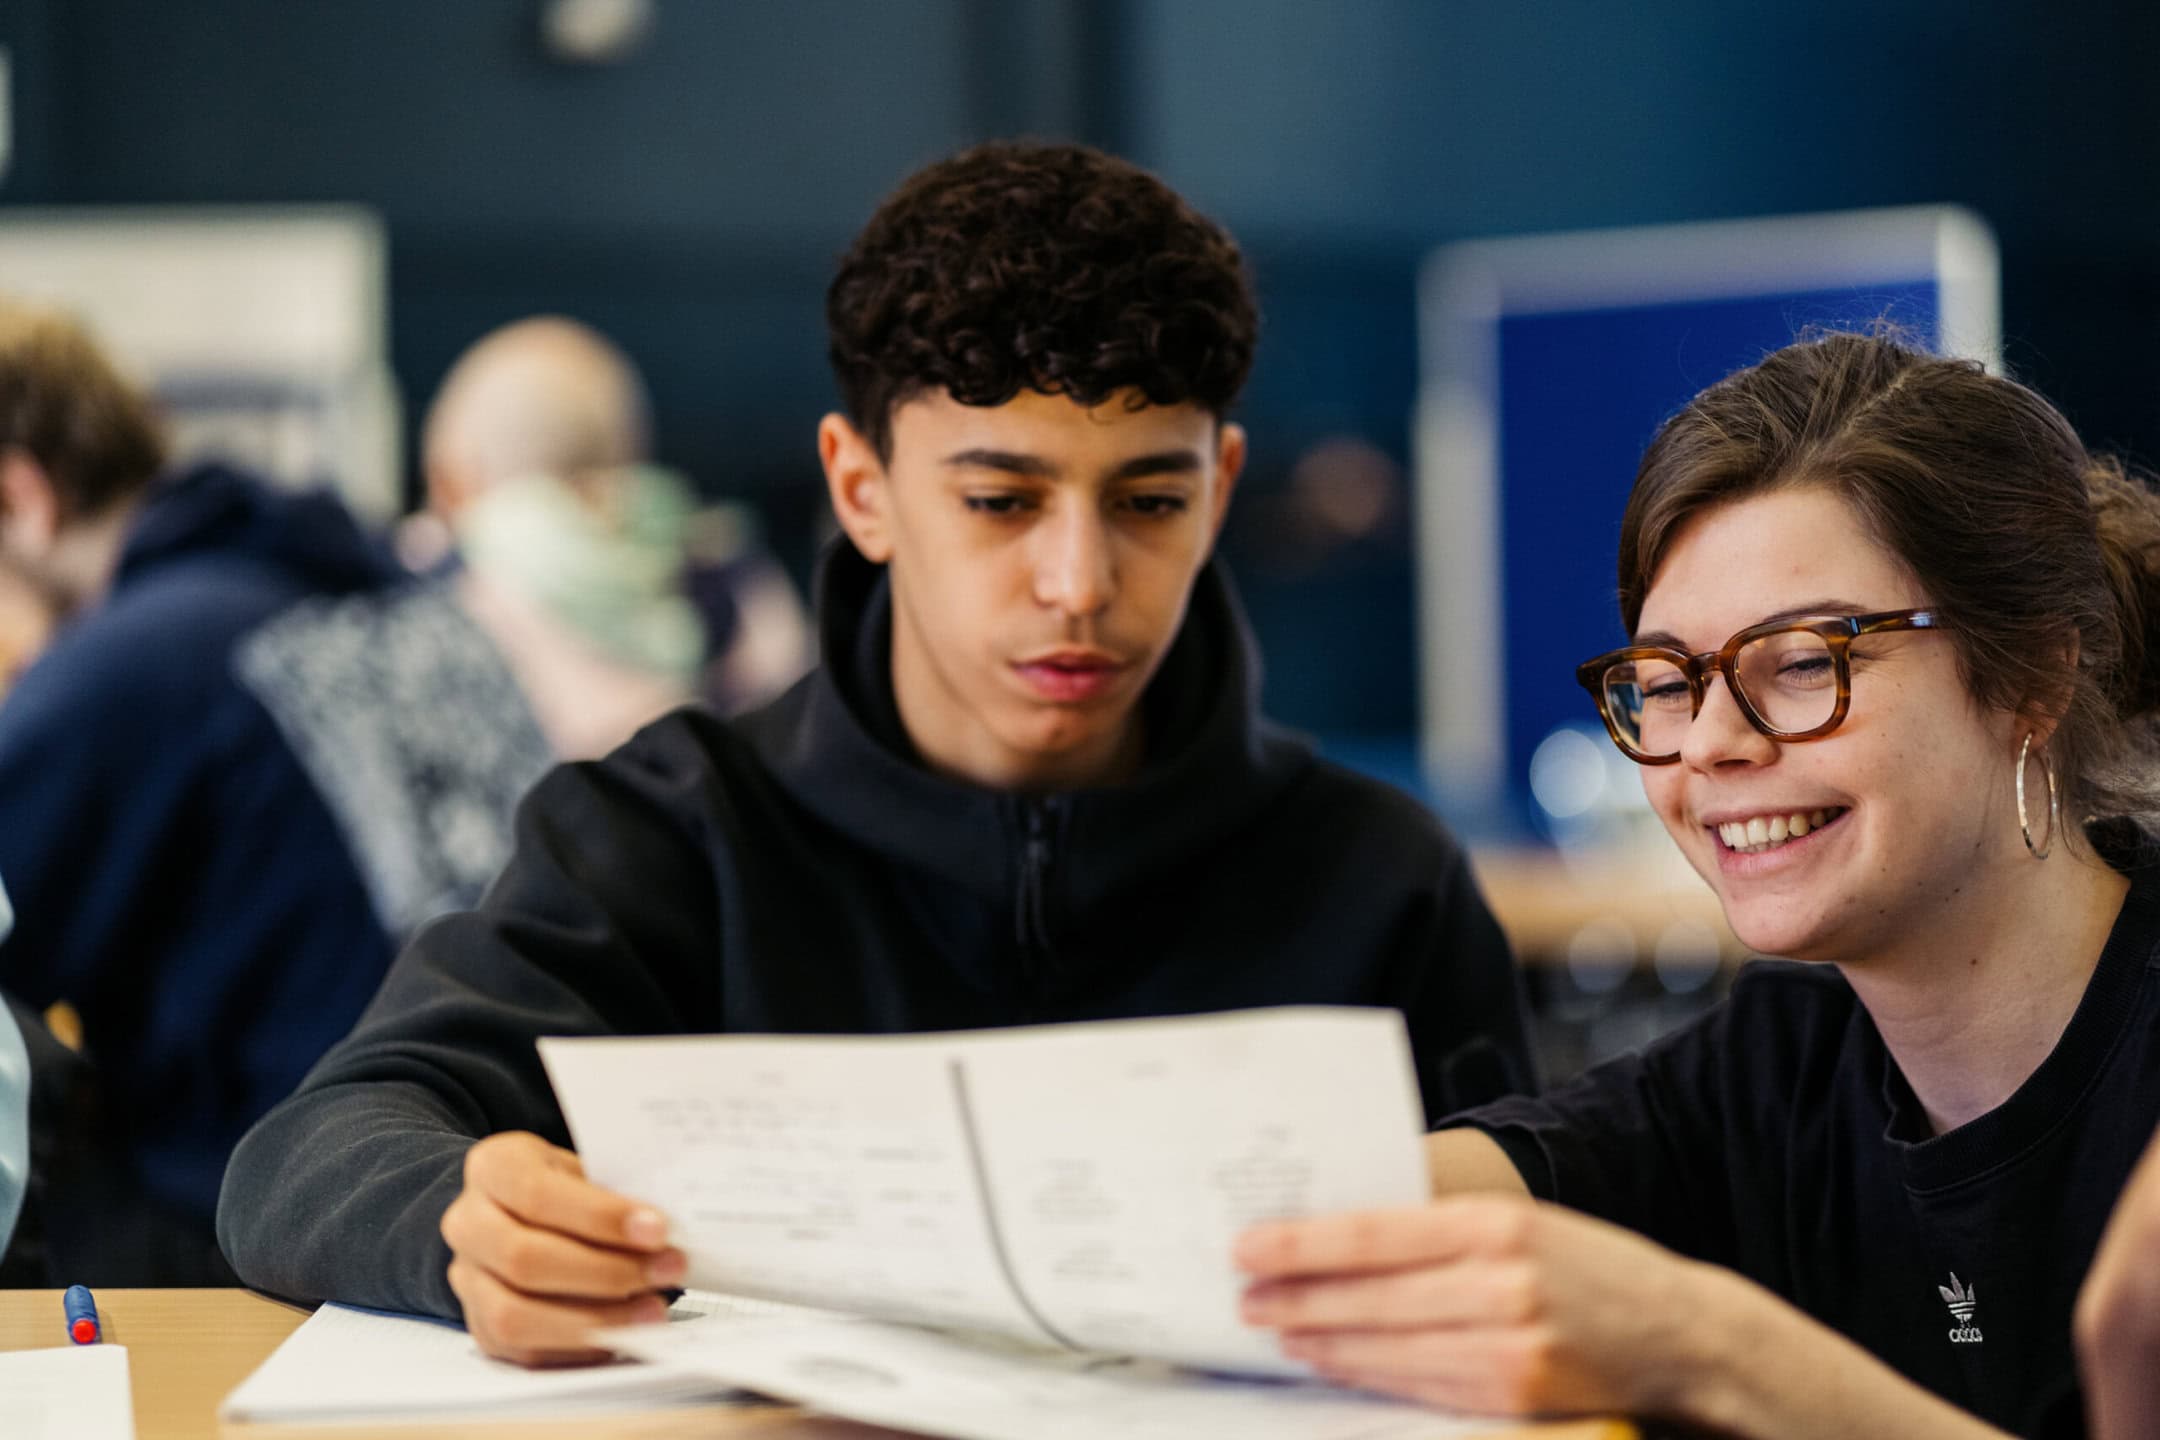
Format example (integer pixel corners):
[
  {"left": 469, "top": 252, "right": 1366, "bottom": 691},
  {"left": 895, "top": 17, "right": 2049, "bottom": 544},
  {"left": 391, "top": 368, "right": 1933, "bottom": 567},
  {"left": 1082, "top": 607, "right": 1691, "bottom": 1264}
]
[
  {"left": 0, "top": 296, "right": 541, "bottom": 1283},
  {"left": 0, "top": 877, "right": 94, "bottom": 1284},
  {"left": 409, "top": 315, "right": 809, "bottom": 755}
]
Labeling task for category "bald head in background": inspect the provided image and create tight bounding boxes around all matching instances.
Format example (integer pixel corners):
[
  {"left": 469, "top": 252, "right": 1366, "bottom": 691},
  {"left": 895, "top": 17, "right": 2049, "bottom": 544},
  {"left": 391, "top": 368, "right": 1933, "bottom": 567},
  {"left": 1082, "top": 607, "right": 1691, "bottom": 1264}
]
[
  {"left": 408, "top": 315, "right": 705, "bottom": 760},
  {"left": 411, "top": 312, "right": 812, "bottom": 749},
  {"left": 420, "top": 317, "right": 651, "bottom": 518}
]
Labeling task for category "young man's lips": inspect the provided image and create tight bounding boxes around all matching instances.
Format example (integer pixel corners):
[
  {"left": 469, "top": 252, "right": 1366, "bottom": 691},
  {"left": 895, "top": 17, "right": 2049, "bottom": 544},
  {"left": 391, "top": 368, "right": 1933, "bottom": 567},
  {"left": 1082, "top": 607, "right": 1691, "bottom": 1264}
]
[{"left": 1013, "top": 654, "right": 1126, "bottom": 702}]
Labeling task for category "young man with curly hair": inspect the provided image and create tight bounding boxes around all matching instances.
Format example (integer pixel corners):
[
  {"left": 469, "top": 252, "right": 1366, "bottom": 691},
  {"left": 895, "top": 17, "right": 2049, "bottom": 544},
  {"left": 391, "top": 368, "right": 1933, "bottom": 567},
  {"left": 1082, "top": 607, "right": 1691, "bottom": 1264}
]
[{"left": 218, "top": 142, "right": 1530, "bottom": 1361}]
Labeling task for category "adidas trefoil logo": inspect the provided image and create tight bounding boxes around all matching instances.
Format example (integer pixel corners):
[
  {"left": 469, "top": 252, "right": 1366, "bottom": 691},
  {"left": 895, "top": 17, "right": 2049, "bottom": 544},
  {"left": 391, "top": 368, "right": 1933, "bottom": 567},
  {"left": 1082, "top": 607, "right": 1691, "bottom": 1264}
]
[{"left": 1938, "top": 1273, "right": 1983, "bottom": 1344}]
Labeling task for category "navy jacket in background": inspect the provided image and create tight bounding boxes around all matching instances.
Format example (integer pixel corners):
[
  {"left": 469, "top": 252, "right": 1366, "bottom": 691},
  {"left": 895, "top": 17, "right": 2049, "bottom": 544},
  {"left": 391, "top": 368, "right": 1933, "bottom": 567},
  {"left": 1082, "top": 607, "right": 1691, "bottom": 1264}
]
[
  {"left": 218, "top": 541, "right": 1534, "bottom": 1319},
  {"left": 0, "top": 463, "right": 405, "bottom": 1278}
]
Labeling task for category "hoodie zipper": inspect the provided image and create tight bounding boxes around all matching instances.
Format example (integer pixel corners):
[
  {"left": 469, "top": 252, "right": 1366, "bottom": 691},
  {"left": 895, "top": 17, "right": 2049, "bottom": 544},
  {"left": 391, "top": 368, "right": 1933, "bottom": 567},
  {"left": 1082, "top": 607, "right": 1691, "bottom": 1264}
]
[{"left": 1014, "top": 799, "right": 1059, "bottom": 1003}]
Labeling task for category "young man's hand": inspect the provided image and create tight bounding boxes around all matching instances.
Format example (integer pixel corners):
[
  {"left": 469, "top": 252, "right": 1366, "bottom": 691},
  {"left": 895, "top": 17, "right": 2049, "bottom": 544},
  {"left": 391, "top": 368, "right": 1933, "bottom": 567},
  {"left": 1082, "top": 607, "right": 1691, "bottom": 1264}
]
[
  {"left": 2079, "top": 1126, "right": 2160, "bottom": 1440},
  {"left": 439, "top": 1131, "right": 685, "bottom": 1365}
]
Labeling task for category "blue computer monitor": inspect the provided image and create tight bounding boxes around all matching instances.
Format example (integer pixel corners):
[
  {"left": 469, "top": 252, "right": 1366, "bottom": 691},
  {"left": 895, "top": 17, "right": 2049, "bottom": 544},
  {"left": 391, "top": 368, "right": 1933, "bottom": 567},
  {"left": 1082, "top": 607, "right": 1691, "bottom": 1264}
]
[{"left": 1414, "top": 206, "right": 2000, "bottom": 816}]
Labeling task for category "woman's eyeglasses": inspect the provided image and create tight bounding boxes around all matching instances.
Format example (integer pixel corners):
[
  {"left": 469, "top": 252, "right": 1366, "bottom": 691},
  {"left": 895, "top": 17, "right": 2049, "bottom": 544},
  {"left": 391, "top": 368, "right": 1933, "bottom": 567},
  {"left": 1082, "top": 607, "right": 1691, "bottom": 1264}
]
[{"left": 1575, "top": 609, "right": 1940, "bottom": 765}]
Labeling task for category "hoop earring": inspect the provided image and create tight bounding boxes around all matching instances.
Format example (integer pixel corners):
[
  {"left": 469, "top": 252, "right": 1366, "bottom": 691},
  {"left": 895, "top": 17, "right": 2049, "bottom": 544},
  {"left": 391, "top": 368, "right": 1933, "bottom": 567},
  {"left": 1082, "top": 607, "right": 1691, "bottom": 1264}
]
[{"left": 2017, "top": 732, "right": 2058, "bottom": 860}]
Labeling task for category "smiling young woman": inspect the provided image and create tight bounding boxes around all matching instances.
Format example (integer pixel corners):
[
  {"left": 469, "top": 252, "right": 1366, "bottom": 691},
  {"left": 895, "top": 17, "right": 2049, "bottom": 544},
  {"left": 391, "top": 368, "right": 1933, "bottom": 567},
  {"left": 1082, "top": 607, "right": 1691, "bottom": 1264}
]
[{"left": 1238, "top": 332, "right": 2160, "bottom": 1440}]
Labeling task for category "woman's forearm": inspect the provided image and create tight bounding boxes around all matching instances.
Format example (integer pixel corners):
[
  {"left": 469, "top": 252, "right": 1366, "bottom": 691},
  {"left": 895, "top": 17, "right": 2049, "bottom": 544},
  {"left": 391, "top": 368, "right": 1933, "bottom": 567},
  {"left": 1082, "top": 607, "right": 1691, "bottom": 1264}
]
[
  {"left": 1423, "top": 1127, "right": 1533, "bottom": 1198},
  {"left": 1675, "top": 1262, "right": 2015, "bottom": 1440}
]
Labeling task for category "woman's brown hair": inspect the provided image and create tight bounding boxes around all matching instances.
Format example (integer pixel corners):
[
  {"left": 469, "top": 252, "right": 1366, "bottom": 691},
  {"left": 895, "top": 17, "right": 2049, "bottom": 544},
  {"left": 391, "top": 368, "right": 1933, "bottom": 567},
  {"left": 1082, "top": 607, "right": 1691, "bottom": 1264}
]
[{"left": 1619, "top": 331, "right": 2160, "bottom": 846}]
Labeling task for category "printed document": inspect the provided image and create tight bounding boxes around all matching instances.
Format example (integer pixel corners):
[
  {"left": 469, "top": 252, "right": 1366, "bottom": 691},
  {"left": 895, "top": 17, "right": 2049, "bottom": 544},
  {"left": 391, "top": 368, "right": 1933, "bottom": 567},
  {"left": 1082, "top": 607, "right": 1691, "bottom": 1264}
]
[{"left": 542, "top": 1006, "right": 1430, "bottom": 1377}]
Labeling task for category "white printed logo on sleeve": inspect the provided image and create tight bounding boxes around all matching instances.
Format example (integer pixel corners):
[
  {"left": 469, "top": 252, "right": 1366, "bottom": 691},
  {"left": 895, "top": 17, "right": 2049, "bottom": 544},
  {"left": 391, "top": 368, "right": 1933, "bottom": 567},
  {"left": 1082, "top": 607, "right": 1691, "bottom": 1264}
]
[{"left": 1939, "top": 1272, "right": 1983, "bottom": 1344}]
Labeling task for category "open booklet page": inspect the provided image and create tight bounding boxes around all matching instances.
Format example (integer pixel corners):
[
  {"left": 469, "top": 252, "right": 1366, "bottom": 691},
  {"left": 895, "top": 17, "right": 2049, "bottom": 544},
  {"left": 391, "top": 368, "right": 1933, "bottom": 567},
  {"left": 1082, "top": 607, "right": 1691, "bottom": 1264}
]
[
  {"left": 955, "top": 1008, "right": 1428, "bottom": 1369},
  {"left": 598, "top": 1307, "right": 1499, "bottom": 1440},
  {"left": 219, "top": 1297, "right": 765, "bottom": 1422},
  {"left": 542, "top": 1006, "right": 1429, "bottom": 1375},
  {"left": 544, "top": 1030, "right": 1049, "bottom": 1337}
]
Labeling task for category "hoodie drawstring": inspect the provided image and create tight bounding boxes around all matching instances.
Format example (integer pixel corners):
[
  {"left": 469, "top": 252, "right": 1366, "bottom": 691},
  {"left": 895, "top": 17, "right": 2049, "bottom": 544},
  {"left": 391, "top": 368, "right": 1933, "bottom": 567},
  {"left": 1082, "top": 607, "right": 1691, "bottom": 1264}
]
[{"left": 1014, "top": 801, "right": 1057, "bottom": 997}]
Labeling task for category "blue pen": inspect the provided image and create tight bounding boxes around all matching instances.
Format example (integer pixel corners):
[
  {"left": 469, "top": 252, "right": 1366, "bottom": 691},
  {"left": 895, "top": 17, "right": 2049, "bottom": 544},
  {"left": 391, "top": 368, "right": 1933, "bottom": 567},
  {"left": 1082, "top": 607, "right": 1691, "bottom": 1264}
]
[{"left": 64, "top": 1284, "right": 100, "bottom": 1344}]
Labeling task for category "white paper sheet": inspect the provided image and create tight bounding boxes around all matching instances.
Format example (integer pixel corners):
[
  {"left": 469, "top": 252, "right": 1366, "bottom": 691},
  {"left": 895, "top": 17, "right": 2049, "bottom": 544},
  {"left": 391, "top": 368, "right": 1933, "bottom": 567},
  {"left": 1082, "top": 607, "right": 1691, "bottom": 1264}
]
[
  {"left": 218, "top": 1300, "right": 747, "bottom": 1423},
  {"left": 602, "top": 1309, "right": 1496, "bottom": 1440},
  {"left": 543, "top": 1034, "right": 1042, "bottom": 1336},
  {"left": 543, "top": 1006, "right": 1429, "bottom": 1377},
  {"left": 0, "top": 1345, "right": 134, "bottom": 1440},
  {"left": 959, "top": 1010, "right": 1430, "bottom": 1371}
]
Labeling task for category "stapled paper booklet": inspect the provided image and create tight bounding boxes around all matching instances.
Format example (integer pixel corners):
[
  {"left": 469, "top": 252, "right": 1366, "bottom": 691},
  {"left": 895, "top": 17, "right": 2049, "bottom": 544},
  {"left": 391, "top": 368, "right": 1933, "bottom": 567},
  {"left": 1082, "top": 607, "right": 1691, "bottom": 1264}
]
[
  {"left": 548, "top": 1006, "right": 1498, "bottom": 1438},
  {"left": 543, "top": 1006, "right": 1428, "bottom": 1377},
  {"left": 223, "top": 1009, "right": 1474, "bottom": 1436}
]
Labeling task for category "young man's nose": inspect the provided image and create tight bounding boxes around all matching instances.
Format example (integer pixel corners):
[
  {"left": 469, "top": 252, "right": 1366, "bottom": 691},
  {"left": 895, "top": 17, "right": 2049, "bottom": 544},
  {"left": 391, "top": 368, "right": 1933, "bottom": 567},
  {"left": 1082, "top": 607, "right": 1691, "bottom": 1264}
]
[
  {"left": 1679, "top": 673, "right": 1778, "bottom": 771},
  {"left": 1032, "top": 510, "right": 1116, "bottom": 618}
]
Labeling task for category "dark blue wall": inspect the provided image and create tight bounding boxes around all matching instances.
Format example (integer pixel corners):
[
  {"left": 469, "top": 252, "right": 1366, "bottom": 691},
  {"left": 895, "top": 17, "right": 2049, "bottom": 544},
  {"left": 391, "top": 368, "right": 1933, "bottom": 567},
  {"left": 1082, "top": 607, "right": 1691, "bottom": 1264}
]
[{"left": 4, "top": 0, "right": 2157, "bottom": 737}]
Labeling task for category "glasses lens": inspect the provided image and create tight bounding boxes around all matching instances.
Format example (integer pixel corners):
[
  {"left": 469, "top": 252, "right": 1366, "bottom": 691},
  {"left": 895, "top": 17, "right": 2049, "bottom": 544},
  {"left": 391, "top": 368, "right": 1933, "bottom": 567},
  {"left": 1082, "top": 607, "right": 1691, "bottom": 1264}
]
[
  {"left": 1602, "top": 656, "right": 1690, "bottom": 758},
  {"left": 1735, "top": 629, "right": 1838, "bottom": 735}
]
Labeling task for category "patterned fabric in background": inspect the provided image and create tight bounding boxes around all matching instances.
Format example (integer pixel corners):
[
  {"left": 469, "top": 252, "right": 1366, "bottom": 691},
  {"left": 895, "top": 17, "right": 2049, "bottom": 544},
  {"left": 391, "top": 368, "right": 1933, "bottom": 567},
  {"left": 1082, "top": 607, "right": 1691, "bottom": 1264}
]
[{"left": 235, "top": 582, "right": 556, "bottom": 937}]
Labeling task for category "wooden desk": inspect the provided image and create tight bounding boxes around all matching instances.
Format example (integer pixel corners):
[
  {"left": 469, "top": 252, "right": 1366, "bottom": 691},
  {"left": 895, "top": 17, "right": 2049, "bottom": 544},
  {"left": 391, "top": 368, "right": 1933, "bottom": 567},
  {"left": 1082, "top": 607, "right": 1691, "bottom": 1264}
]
[{"left": 0, "top": 1289, "right": 1634, "bottom": 1440}]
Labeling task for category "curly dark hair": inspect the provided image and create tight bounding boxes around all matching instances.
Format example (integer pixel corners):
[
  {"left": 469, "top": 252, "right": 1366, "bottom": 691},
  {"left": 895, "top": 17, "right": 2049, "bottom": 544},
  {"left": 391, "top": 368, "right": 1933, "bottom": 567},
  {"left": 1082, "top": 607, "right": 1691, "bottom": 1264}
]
[{"left": 827, "top": 140, "right": 1258, "bottom": 457}]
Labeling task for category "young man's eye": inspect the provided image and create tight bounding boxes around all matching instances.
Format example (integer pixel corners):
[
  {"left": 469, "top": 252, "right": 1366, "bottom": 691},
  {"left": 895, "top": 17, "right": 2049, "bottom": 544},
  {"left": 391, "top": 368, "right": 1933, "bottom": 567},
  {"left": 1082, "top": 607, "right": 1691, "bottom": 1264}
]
[
  {"left": 1121, "top": 494, "right": 1189, "bottom": 517},
  {"left": 964, "top": 494, "right": 1030, "bottom": 516}
]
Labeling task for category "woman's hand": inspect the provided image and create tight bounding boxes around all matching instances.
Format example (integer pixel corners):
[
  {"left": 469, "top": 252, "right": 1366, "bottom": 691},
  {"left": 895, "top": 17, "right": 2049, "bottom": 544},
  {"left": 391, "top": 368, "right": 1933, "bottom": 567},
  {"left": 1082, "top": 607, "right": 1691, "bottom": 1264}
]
[
  {"left": 1235, "top": 1193, "right": 1714, "bottom": 1418},
  {"left": 1238, "top": 1195, "right": 2017, "bottom": 1440}
]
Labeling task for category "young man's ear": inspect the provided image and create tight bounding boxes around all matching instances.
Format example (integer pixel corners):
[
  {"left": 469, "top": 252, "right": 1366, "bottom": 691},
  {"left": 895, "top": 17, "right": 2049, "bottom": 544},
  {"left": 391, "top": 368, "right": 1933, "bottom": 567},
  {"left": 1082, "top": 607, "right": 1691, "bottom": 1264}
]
[
  {"left": 0, "top": 450, "right": 63, "bottom": 560},
  {"left": 818, "top": 413, "right": 895, "bottom": 564},
  {"left": 1207, "top": 422, "right": 1248, "bottom": 543}
]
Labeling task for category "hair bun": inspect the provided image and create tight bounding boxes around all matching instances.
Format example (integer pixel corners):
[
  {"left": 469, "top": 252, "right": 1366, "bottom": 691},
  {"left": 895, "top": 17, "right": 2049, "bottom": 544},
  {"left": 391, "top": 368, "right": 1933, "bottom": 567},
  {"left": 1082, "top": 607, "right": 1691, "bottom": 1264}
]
[{"left": 2086, "top": 456, "right": 2160, "bottom": 719}]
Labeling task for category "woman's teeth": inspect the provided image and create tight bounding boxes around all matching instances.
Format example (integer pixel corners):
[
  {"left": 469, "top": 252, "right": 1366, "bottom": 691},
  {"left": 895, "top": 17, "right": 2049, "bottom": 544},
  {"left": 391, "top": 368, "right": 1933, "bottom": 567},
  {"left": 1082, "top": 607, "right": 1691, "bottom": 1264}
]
[{"left": 1717, "top": 808, "right": 1843, "bottom": 855}]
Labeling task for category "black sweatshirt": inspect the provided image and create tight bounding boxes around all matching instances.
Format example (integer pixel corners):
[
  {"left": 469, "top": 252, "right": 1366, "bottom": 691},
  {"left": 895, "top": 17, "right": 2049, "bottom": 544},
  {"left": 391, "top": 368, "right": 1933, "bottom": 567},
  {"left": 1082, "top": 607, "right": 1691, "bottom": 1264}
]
[
  {"left": 1458, "top": 837, "right": 2160, "bottom": 1439},
  {"left": 218, "top": 545, "right": 1531, "bottom": 1318}
]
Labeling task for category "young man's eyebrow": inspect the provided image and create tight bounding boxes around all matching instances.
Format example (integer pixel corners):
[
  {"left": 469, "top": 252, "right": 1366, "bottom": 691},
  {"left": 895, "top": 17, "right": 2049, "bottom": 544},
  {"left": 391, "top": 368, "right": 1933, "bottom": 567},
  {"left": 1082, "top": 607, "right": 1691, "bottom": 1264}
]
[
  {"left": 942, "top": 448, "right": 1058, "bottom": 477},
  {"left": 939, "top": 448, "right": 1205, "bottom": 481},
  {"left": 1106, "top": 450, "right": 1204, "bottom": 481},
  {"left": 1630, "top": 600, "right": 1873, "bottom": 649}
]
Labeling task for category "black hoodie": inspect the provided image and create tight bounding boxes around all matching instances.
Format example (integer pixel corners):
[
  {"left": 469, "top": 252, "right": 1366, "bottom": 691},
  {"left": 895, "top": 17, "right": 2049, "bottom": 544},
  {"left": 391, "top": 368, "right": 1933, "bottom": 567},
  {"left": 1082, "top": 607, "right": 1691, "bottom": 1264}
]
[{"left": 218, "top": 544, "right": 1530, "bottom": 1317}]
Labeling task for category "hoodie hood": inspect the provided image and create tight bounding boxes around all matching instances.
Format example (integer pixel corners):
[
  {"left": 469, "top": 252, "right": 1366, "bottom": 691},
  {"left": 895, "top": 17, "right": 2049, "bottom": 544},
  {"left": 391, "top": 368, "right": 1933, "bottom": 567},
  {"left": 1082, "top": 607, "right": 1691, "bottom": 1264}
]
[
  {"left": 738, "top": 540, "right": 1315, "bottom": 912},
  {"left": 117, "top": 463, "right": 401, "bottom": 597}
]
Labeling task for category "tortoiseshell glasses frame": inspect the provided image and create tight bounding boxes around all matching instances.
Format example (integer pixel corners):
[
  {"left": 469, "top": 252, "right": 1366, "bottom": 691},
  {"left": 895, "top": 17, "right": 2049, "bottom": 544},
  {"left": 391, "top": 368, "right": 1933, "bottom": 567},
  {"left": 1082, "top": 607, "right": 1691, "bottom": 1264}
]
[{"left": 1574, "top": 609, "right": 1942, "bottom": 765}]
